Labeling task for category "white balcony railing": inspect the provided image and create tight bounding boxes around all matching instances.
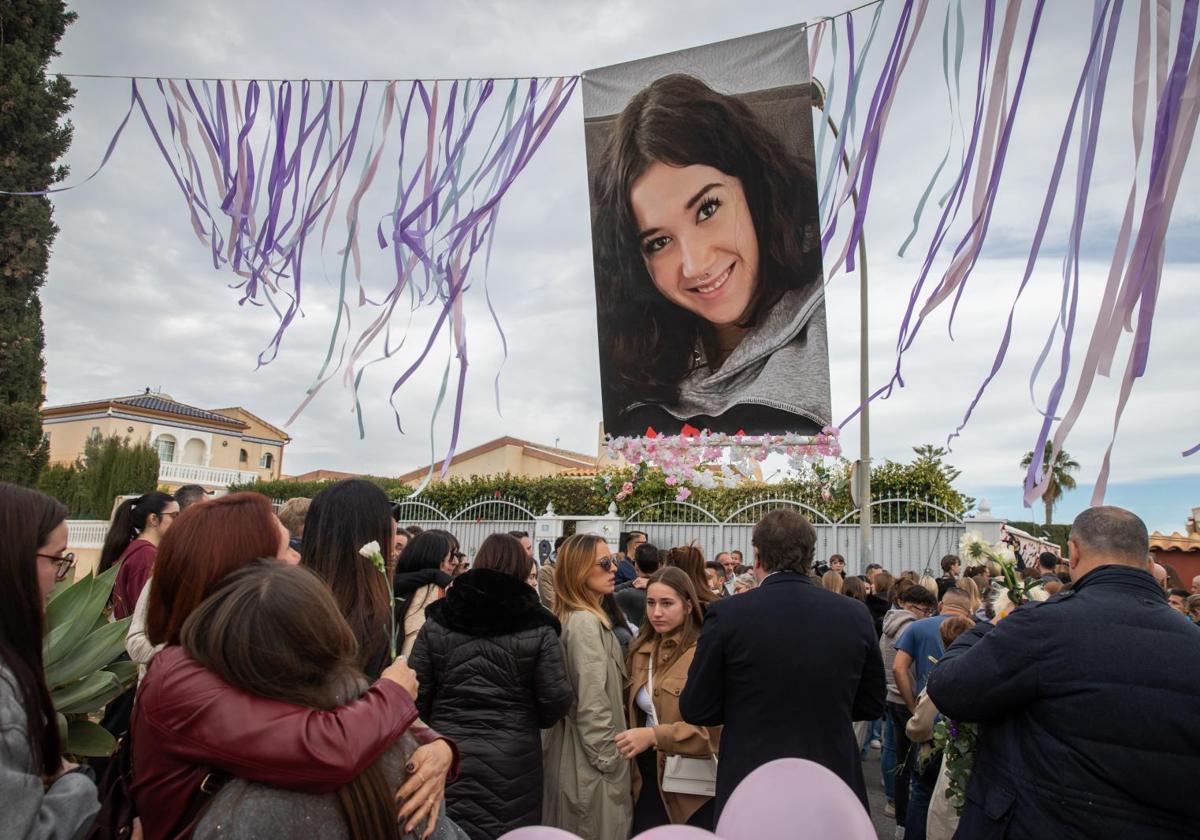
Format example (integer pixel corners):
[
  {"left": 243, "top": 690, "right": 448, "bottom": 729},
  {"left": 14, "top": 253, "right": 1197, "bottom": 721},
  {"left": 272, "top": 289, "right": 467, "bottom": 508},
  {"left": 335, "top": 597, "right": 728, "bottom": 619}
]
[
  {"left": 67, "top": 520, "right": 109, "bottom": 549},
  {"left": 158, "top": 461, "right": 261, "bottom": 488}
]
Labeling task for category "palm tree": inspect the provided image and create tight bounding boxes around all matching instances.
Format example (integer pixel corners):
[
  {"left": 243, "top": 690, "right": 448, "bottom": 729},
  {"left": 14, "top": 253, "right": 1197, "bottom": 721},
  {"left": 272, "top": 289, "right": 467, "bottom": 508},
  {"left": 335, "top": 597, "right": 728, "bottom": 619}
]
[{"left": 1020, "top": 442, "right": 1080, "bottom": 527}]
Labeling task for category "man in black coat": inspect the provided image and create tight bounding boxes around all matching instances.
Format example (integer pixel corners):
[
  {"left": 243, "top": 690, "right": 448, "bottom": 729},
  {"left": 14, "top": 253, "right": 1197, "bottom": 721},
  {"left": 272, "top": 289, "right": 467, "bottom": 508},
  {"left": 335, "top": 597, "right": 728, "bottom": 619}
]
[
  {"left": 679, "top": 509, "right": 886, "bottom": 824},
  {"left": 928, "top": 506, "right": 1200, "bottom": 839}
]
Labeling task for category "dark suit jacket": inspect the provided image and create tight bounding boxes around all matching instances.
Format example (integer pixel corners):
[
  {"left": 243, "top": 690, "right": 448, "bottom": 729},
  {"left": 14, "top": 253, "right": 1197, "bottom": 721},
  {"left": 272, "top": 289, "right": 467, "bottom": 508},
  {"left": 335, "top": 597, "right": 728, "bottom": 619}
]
[
  {"left": 615, "top": 585, "right": 647, "bottom": 627},
  {"left": 678, "top": 571, "right": 886, "bottom": 823}
]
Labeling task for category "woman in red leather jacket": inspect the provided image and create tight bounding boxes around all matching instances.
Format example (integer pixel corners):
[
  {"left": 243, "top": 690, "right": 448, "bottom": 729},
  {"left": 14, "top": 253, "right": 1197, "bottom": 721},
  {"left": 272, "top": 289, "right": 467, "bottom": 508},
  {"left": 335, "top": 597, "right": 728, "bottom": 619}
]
[{"left": 131, "top": 494, "right": 458, "bottom": 839}]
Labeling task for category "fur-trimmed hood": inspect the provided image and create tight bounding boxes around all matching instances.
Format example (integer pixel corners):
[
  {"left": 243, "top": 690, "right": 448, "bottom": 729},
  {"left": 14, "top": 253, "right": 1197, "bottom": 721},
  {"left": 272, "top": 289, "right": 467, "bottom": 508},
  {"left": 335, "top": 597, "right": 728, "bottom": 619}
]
[{"left": 425, "top": 568, "right": 561, "bottom": 638}]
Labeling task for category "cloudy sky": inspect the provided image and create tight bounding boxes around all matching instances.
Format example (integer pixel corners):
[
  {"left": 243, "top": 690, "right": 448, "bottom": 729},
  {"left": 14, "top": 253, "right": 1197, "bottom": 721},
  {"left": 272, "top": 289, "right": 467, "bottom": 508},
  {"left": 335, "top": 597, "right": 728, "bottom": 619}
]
[{"left": 41, "top": 0, "right": 1198, "bottom": 533}]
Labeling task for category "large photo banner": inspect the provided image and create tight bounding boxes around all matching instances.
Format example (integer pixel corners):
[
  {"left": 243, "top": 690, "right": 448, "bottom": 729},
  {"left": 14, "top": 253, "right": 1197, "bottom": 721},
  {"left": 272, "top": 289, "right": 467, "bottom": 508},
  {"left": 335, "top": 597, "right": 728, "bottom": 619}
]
[{"left": 583, "top": 24, "right": 831, "bottom": 439}]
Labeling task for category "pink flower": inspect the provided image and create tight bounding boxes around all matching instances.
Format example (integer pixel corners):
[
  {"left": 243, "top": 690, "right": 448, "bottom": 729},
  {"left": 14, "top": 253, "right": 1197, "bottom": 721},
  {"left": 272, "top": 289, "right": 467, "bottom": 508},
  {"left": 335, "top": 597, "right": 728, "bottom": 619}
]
[
  {"left": 676, "top": 487, "right": 692, "bottom": 502},
  {"left": 665, "top": 475, "right": 678, "bottom": 486},
  {"left": 621, "top": 482, "right": 634, "bottom": 493}
]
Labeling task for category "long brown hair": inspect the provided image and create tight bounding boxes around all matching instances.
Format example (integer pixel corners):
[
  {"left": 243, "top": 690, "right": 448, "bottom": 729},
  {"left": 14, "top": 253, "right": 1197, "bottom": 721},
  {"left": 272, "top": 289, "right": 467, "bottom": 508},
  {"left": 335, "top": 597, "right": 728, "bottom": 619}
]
[
  {"left": 301, "top": 479, "right": 395, "bottom": 673},
  {"left": 146, "top": 492, "right": 280, "bottom": 645},
  {"left": 592, "top": 73, "right": 823, "bottom": 411},
  {"left": 627, "top": 567, "right": 703, "bottom": 675},
  {"left": 552, "top": 534, "right": 611, "bottom": 627},
  {"left": 664, "top": 545, "right": 719, "bottom": 607},
  {"left": 181, "top": 561, "right": 400, "bottom": 840},
  {"left": 0, "top": 483, "right": 67, "bottom": 775},
  {"left": 472, "top": 532, "right": 532, "bottom": 581}
]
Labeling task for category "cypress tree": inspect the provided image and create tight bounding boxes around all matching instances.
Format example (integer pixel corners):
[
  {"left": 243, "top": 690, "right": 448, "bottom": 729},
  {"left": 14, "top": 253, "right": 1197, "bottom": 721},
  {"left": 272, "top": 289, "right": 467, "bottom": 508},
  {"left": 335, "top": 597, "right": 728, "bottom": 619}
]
[{"left": 0, "top": 2, "right": 76, "bottom": 484}]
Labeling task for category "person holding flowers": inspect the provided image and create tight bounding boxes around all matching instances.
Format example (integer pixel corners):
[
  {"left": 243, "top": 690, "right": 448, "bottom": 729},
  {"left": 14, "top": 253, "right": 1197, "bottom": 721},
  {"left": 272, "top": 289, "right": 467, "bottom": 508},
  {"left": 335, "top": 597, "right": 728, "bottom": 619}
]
[{"left": 927, "top": 506, "right": 1200, "bottom": 840}]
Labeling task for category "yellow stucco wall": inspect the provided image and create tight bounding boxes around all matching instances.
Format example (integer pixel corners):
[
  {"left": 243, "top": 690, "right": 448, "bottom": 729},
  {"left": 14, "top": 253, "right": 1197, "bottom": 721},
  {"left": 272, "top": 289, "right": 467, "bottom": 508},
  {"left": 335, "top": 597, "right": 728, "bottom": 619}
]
[
  {"left": 403, "top": 444, "right": 593, "bottom": 487},
  {"left": 44, "top": 408, "right": 288, "bottom": 483}
]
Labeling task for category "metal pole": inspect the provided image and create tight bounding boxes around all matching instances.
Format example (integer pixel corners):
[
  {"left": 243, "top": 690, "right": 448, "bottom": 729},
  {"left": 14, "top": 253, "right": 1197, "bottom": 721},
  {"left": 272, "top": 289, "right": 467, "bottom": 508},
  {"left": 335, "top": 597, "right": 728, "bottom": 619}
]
[{"left": 811, "top": 80, "right": 871, "bottom": 571}]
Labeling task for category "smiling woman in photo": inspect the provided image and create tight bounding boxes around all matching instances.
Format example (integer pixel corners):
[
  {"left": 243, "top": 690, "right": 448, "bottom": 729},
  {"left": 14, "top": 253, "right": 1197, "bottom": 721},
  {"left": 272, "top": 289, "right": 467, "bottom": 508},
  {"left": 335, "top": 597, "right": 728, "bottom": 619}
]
[{"left": 591, "top": 73, "right": 830, "bottom": 436}]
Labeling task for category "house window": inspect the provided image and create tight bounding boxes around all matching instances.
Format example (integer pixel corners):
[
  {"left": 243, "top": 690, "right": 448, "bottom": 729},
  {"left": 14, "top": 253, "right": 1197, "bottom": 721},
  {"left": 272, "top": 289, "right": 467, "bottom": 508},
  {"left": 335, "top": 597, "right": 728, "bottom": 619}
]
[
  {"left": 239, "top": 448, "right": 248, "bottom": 464},
  {"left": 259, "top": 452, "right": 274, "bottom": 469},
  {"left": 89, "top": 426, "right": 101, "bottom": 440},
  {"left": 153, "top": 434, "right": 176, "bottom": 463}
]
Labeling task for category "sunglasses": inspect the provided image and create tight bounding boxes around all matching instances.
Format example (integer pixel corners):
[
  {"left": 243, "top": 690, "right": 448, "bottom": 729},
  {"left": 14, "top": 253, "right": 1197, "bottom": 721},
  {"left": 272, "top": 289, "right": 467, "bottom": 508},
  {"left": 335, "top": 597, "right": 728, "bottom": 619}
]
[
  {"left": 596, "top": 555, "right": 617, "bottom": 572},
  {"left": 38, "top": 552, "right": 77, "bottom": 582}
]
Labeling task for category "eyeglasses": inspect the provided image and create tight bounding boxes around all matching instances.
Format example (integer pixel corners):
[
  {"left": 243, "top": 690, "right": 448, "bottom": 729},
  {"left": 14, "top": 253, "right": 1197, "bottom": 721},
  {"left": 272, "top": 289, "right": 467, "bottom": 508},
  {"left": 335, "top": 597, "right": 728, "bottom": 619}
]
[{"left": 38, "top": 552, "right": 77, "bottom": 582}]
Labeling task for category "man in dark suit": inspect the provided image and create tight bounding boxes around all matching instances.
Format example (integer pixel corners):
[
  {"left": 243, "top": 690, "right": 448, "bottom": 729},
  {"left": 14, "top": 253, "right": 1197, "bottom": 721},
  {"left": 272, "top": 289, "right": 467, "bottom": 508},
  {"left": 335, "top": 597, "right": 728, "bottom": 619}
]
[
  {"left": 679, "top": 509, "right": 886, "bottom": 823},
  {"left": 928, "top": 506, "right": 1200, "bottom": 839}
]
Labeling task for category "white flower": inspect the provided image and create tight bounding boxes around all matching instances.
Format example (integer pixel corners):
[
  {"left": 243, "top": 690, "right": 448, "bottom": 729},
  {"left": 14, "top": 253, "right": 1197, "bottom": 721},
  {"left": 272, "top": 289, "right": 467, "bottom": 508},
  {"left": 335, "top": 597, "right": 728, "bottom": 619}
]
[
  {"left": 359, "top": 541, "right": 382, "bottom": 559},
  {"left": 992, "top": 545, "right": 1017, "bottom": 568},
  {"left": 958, "top": 531, "right": 993, "bottom": 567}
]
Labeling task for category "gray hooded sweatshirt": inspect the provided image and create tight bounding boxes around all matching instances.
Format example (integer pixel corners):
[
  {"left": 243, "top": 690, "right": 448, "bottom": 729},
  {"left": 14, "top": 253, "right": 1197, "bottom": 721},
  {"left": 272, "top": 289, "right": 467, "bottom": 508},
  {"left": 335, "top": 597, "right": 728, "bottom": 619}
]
[
  {"left": 623, "top": 283, "right": 832, "bottom": 430},
  {"left": 880, "top": 609, "right": 918, "bottom": 706}
]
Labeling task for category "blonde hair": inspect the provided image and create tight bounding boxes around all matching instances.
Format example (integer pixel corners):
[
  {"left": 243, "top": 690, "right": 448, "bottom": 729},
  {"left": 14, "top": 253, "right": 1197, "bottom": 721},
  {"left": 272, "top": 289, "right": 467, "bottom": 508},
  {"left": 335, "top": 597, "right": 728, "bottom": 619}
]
[
  {"left": 955, "top": 576, "right": 981, "bottom": 614},
  {"left": 993, "top": 584, "right": 1050, "bottom": 621},
  {"left": 918, "top": 575, "right": 939, "bottom": 597},
  {"left": 277, "top": 497, "right": 311, "bottom": 538},
  {"left": 552, "top": 533, "right": 611, "bottom": 628},
  {"left": 821, "top": 570, "right": 844, "bottom": 594}
]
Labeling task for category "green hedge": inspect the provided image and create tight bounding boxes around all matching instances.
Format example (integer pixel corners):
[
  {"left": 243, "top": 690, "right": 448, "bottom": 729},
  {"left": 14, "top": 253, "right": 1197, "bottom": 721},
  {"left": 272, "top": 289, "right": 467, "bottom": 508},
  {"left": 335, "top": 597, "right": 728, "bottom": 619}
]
[{"left": 231, "top": 456, "right": 969, "bottom": 522}]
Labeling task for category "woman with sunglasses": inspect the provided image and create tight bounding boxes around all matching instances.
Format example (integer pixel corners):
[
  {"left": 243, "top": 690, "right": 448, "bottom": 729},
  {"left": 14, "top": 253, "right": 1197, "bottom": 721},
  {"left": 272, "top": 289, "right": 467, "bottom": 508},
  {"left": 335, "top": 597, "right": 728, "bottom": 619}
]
[
  {"left": 543, "top": 535, "right": 633, "bottom": 840},
  {"left": 100, "top": 491, "right": 179, "bottom": 620},
  {"left": 0, "top": 483, "right": 100, "bottom": 838}
]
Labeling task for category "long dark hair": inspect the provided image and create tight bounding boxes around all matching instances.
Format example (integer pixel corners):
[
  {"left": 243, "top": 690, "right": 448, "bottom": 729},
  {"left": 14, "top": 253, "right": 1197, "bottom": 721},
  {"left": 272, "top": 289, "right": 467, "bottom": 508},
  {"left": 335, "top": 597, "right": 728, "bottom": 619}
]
[
  {"left": 592, "top": 73, "right": 823, "bottom": 410},
  {"left": 470, "top": 533, "right": 531, "bottom": 581},
  {"left": 181, "top": 562, "right": 400, "bottom": 840},
  {"left": 395, "top": 531, "right": 452, "bottom": 576},
  {"left": 0, "top": 483, "right": 68, "bottom": 775},
  {"left": 627, "top": 566, "right": 704, "bottom": 675},
  {"left": 300, "top": 480, "right": 395, "bottom": 675},
  {"left": 98, "top": 490, "right": 175, "bottom": 573}
]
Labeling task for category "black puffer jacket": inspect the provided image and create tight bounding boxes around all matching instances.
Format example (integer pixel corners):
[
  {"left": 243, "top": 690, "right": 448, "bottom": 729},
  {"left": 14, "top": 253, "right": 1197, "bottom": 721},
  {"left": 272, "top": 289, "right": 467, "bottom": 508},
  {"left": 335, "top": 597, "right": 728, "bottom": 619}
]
[{"left": 409, "top": 568, "right": 573, "bottom": 840}]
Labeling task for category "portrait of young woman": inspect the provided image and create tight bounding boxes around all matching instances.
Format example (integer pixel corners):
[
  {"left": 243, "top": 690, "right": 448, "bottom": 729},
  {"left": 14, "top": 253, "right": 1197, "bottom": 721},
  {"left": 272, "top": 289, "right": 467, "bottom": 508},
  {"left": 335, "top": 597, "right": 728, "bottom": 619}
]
[{"left": 587, "top": 67, "right": 831, "bottom": 438}]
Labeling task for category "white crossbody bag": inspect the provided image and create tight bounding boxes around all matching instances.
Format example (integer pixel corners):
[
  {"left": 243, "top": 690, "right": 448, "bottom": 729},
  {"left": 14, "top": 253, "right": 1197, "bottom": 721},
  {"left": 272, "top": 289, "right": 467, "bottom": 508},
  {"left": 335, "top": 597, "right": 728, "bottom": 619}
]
[{"left": 648, "top": 658, "right": 718, "bottom": 797}]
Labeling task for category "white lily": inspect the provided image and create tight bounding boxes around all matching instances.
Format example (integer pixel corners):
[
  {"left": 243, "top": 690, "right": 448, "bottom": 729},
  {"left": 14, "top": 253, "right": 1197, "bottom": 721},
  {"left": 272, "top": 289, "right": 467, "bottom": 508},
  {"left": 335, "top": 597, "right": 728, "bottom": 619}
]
[{"left": 358, "top": 541, "right": 382, "bottom": 559}]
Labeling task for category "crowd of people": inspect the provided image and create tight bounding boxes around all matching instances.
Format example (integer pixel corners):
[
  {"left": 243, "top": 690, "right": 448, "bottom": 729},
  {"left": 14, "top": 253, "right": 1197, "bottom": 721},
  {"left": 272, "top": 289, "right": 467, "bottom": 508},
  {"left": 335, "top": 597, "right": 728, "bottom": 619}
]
[{"left": 2, "top": 477, "right": 1198, "bottom": 840}]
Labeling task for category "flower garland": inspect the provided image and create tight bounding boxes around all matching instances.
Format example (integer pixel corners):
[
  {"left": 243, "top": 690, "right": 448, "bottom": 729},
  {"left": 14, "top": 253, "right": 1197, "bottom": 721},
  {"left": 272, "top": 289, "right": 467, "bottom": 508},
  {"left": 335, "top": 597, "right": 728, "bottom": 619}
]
[{"left": 606, "top": 426, "right": 841, "bottom": 502}]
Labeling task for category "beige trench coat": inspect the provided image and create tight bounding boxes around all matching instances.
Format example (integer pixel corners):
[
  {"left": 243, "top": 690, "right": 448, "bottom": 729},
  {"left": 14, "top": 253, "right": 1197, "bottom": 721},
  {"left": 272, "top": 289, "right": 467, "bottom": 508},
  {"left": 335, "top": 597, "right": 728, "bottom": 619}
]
[
  {"left": 542, "top": 610, "right": 633, "bottom": 840},
  {"left": 401, "top": 583, "right": 441, "bottom": 656}
]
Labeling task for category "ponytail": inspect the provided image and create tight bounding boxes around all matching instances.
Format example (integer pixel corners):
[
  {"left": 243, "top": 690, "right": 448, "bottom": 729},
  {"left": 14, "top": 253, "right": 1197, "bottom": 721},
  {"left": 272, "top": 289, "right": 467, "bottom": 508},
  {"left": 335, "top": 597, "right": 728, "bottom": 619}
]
[{"left": 98, "top": 491, "right": 175, "bottom": 573}]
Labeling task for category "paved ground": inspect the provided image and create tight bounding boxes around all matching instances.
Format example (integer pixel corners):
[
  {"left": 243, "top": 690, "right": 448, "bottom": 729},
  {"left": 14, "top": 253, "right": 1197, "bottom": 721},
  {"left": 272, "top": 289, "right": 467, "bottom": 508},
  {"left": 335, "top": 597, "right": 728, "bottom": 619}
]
[{"left": 862, "top": 744, "right": 896, "bottom": 840}]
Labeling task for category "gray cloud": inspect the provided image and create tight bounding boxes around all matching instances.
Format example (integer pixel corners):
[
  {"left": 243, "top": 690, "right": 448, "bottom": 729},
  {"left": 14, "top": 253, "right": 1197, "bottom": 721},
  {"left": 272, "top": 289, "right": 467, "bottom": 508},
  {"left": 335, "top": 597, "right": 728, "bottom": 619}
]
[{"left": 40, "top": 1, "right": 1198, "bottom": 531}]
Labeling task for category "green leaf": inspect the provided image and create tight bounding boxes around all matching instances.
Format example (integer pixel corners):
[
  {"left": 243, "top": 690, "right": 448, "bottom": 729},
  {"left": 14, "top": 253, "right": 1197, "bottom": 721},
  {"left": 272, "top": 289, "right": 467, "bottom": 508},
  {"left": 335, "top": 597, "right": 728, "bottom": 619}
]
[
  {"left": 45, "top": 618, "right": 131, "bottom": 689},
  {"left": 103, "top": 659, "right": 139, "bottom": 687},
  {"left": 67, "top": 719, "right": 116, "bottom": 757},
  {"left": 46, "top": 575, "right": 76, "bottom": 606},
  {"left": 44, "top": 563, "right": 122, "bottom": 668},
  {"left": 50, "top": 670, "right": 121, "bottom": 715},
  {"left": 56, "top": 673, "right": 129, "bottom": 715}
]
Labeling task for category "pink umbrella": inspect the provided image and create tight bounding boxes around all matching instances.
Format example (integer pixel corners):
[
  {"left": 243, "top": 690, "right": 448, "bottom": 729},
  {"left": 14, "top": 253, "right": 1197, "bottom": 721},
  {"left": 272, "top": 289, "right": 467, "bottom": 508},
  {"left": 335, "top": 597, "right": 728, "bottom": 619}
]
[{"left": 716, "top": 758, "right": 877, "bottom": 840}]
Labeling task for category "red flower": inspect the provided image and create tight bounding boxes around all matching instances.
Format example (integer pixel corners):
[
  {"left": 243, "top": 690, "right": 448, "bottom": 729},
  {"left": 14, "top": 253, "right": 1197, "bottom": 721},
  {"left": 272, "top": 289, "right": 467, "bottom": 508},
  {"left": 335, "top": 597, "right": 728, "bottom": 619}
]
[
  {"left": 680, "top": 424, "right": 701, "bottom": 437},
  {"left": 645, "top": 426, "right": 658, "bottom": 438}
]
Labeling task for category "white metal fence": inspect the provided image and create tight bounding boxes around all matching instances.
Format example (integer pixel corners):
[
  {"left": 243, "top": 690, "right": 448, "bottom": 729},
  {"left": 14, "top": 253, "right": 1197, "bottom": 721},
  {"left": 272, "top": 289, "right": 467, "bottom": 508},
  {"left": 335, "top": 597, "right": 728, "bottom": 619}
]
[
  {"left": 624, "top": 496, "right": 966, "bottom": 576},
  {"left": 389, "top": 496, "right": 538, "bottom": 560}
]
